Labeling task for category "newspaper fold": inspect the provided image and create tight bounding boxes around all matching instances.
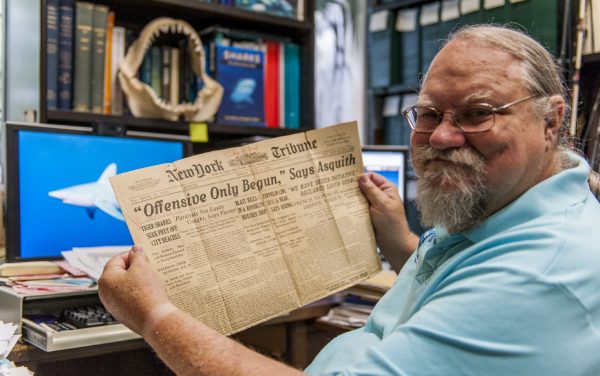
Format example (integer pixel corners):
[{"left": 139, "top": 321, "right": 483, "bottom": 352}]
[{"left": 110, "top": 121, "right": 380, "bottom": 335}]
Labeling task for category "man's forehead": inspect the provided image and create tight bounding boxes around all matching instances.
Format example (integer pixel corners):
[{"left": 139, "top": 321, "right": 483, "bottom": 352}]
[{"left": 417, "top": 91, "right": 497, "bottom": 106}]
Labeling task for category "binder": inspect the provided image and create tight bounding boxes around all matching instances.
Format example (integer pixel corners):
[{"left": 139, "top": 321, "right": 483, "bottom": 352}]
[
  {"left": 508, "top": 0, "right": 559, "bottom": 55},
  {"left": 395, "top": 7, "right": 420, "bottom": 88},
  {"left": 420, "top": 2, "right": 441, "bottom": 75},
  {"left": 458, "top": 0, "right": 482, "bottom": 26},
  {"left": 369, "top": 10, "right": 399, "bottom": 88}
]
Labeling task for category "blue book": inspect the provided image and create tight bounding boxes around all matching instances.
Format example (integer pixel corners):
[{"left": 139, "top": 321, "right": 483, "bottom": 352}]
[
  {"left": 46, "top": 0, "right": 59, "bottom": 110},
  {"left": 214, "top": 45, "right": 265, "bottom": 126},
  {"left": 57, "top": 0, "right": 74, "bottom": 110},
  {"left": 284, "top": 43, "right": 300, "bottom": 129}
]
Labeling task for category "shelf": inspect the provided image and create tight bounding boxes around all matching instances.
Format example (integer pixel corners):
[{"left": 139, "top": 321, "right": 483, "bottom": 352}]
[
  {"left": 369, "top": 84, "right": 419, "bottom": 96},
  {"left": 45, "top": 110, "right": 305, "bottom": 138},
  {"left": 371, "top": 0, "right": 433, "bottom": 12},
  {"left": 95, "top": 0, "right": 312, "bottom": 38},
  {"left": 583, "top": 53, "right": 600, "bottom": 65}
]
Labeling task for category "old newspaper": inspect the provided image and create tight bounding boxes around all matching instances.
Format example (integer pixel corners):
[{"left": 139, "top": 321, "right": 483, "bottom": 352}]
[{"left": 110, "top": 121, "right": 381, "bottom": 335}]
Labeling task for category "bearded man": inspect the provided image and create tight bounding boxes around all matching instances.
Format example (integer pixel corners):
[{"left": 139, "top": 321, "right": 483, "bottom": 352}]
[{"left": 99, "top": 25, "right": 600, "bottom": 375}]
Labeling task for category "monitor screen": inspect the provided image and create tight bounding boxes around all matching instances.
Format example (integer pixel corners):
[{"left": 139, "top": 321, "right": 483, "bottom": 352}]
[
  {"left": 362, "top": 145, "right": 408, "bottom": 200},
  {"left": 5, "top": 123, "right": 188, "bottom": 261}
]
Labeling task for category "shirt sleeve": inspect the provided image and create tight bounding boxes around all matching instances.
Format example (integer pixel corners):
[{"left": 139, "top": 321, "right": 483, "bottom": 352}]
[{"left": 309, "top": 264, "right": 594, "bottom": 376}]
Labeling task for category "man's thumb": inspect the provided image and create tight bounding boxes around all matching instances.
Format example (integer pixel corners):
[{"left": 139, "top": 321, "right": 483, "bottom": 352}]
[{"left": 128, "top": 245, "right": 146, "bottom": 265}]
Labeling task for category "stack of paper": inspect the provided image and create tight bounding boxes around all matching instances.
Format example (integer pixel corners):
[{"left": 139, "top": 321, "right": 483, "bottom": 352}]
[
  {"left": 62, "top": 245, "right": 131, "bottom": 280},
  {"left": 0, "top": 321, "right": 33, "bottom": 375},
  {"left": 318, "top": 270, "right": 397, "bottom": 329}
]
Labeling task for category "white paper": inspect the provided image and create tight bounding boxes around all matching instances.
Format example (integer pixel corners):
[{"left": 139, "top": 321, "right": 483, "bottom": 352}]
[
  {"left": 420, "top": 2, "right": 441, "bottom": 26},
  {"left": 484, "top": 0, "right": 505, "bottom": 9},
  {"left": 396, "top": 8, "right": 418, "bottom": 32},
  {"left": 441, "top": 0, "right": 460, "bottom": 21},
  {"left": 62, "top": 246, "right": 130, "bottom": 280},
  {"left": 369, "top": 10, "right": 389, "bottom": 33},
  {"left": 0, "top": 322, "right": 19, "bottom": 360},
  {"left": 460, "top": 0, "right": 481, "bottom": 14},
  {"left": 383, "top": 95, "right": 401, "bottom": 117}
]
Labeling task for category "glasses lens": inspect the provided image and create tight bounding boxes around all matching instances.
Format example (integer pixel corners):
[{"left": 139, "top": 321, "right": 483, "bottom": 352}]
[
  {"left": 410, "top": 107, "right": 440, "bottom": 133},
  {"left": 456, "top": 105, "right": 495, "bottom": 132}
]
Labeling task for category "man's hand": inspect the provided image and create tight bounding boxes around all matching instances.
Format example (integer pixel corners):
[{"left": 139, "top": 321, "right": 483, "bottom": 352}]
[
  {"left": 98, "top": 245, "right": 177, "bottom": 336},
  {"left": 358, "top": 172, "right": 419, "bottom": 272}
]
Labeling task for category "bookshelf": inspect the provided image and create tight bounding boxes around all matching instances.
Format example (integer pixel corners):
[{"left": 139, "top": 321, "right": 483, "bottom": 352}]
[
  {"left": 364, "top": 0, "right": 565, "bottom": 146},
  {"left": 34, "top": 0, "right": 315, "bottom": 141}
]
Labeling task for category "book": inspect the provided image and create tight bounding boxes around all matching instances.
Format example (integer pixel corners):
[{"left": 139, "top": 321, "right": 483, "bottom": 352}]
[
  {"left": 213, "top": 44, "right": 265, "bottom": 126},
  {"left": 170, "top": 47, "right": 180, "bottom": 105},
  {"left": 73, "top": 1, "right": 94, "bottom": 112},
  {"left": 283, "top": 42, "right": 300, "bottom": 129},
  {"left": 110, "top": 26, "right": 126, "bottom": 115},
  {"left": 150, "top": 46, "right": 162, "bottom": 99},
  {"left": 57, "top": 0, "right": 74, "bottom": 110},
  {"left": 90, "top": 4, "right": 109, "bottom": 113},
  {"left": 103, "top": 11, "right": 115, "bottom": 114},
  {"left": 161, "top": 45, "right": 171, "bottom": 103},
  {"left": 264, "top": 40, "right": 280, "bottom": 128},
  {"left": 46, "top": 0, "right": 60, "bottom": 111}
]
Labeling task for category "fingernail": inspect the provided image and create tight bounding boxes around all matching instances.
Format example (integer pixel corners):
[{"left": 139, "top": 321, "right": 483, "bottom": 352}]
[
  {"left": 132, "top": 245, "right": 143, "bottom": 254},
  {"left": 359, "top": 175, "right": 368, "bottom": 184}
]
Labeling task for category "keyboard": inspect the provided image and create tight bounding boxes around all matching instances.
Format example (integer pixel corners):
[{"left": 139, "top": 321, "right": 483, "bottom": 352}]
[{"left": 21, "top": 304, "right": 140, "bottom": 351}]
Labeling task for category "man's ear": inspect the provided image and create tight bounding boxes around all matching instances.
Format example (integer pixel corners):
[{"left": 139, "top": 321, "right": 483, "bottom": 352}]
[{"left": 545, "top": 95, "right": 565, "bottom": 145}]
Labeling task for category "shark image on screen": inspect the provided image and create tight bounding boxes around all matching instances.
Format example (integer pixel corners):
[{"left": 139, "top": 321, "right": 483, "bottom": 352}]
[
  {"left": 7, "top": 126, "right": 185, "bottom": 260},
  {"left": 48, "top": 163, "right": 124, "bottom": 221}
]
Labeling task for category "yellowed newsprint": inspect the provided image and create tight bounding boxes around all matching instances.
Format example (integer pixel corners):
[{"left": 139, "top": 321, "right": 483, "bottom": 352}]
[{"left": 110, "top": 121, "right": 380, "bottom": 335}]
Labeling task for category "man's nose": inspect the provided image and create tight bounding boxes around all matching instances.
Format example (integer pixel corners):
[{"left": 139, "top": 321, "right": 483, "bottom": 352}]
[{"left": 428, "top": 112, "right": 466, "bottom": 150}]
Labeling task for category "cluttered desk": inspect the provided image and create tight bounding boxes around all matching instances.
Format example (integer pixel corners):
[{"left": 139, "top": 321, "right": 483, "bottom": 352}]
[{"left": 0, "top": 123, "right": 405, "bottom": 374}]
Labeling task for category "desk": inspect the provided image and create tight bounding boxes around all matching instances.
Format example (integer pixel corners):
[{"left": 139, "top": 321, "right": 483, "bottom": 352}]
[{"left": 9, "top": 299, "right": 337, "bottom": 375}]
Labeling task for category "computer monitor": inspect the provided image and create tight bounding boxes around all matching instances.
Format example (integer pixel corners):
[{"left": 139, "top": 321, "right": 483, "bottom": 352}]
[
  {"left": 5, "top": 122, "right": 190, "bottom": 261},
  {"left": 361, "top": 145, "right": 408, "bottom": 200}
]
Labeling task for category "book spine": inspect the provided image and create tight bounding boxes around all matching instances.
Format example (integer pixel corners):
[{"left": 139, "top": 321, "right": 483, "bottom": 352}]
[
  {"left": 46, "top": 0, "right": 60, "bottom": 111},
  {"left": 161, "top": 45, "right": 171, "bottom": 103},
  {"left": 284, "top": 43, "right": 300, "bottom": 129},
  {"left": 111, "top": 26, "right": 126, "bottom": 115},
  {"left": 103, "top": 11, "right": 115, "bottom": 114},
  {"left": 170, "top": 47, "right": 180, "bottom": 105},
  {"left": 90, "top": 4, "right": 109, "bottom": 114},
  {"left": 150, "top": 46, "right": 162, "bottom": 98},
  {"left": 278, "top": 41, "right": 285, "bottom": 128},
  {"left": 57, "top": 0, "right": 74, "bottom": 110},
  {"left": 264, "top": 40, "right": 280, "bottom": 128},
  {"left": 73, "top": 1, "right": 94, "bottom": 112}
]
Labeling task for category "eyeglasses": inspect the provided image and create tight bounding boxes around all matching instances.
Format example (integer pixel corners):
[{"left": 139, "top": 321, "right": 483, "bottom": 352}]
[{"left": 402, "top": 94, "right": 539, "bottom": 134}]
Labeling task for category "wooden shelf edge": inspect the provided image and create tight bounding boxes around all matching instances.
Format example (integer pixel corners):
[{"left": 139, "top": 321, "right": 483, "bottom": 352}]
[{"left": 45, "top": 110, "right": 305, "bottom": 138}]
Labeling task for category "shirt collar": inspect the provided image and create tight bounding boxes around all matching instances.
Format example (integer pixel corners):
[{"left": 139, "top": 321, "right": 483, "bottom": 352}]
[{"left": 464, "top": 151, "right": 592, "bottom": 243}]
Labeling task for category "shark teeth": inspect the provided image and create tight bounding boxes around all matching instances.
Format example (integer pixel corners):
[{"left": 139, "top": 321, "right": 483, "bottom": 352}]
[{"left": 142, "top": 19, "right": 203, "bottom": 55}]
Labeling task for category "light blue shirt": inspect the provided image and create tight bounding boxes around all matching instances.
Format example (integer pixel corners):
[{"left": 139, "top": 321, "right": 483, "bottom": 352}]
[{"left": 306, "top": 152, "right": 600, "bottom": 375}]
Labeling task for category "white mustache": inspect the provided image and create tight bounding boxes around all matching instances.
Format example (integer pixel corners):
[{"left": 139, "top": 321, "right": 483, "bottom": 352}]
[{"left": 412, "top": 146, "right": 486, "bottom": 173}]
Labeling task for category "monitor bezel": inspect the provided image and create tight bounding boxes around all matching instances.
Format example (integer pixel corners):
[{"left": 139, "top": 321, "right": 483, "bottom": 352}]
[
  {"left": 4, "top": 121, "right": 192, "bottom": 262},
  {"left": 361, "top": 144, "right": 409, "bottom": 202}
]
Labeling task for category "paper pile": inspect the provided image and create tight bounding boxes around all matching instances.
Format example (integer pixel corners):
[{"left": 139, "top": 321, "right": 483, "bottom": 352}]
[
  {"left": 62, "top": 246, "right": 131, "bottom": 280},
  {"left": 0, "top": 321, "right": 32, "bottom": 375}
]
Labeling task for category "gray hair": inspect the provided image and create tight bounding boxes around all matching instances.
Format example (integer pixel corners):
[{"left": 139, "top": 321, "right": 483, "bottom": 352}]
[{"left": 436, "top": 24, "right": 570, "bottom": 139}]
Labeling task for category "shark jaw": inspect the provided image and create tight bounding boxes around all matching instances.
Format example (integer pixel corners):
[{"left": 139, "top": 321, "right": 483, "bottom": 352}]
[{"left": 118, "top": 17, "right": 223, "bottom": 122}]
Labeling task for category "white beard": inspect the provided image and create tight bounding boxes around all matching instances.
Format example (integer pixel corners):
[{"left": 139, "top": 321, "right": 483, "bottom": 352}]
[{"left": 412, "top": 146, "right": 488, "bottom": 233}]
